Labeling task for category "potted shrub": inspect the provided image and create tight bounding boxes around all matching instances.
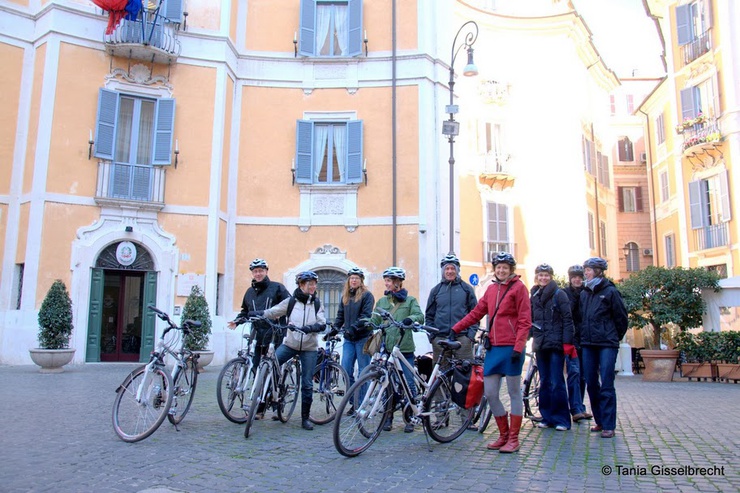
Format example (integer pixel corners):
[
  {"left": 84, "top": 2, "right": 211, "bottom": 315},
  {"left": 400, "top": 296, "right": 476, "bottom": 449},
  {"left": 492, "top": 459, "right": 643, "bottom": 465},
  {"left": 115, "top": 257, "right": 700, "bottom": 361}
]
[
  {"left": 675, "top": 331, "right": 719, "bottom": 381},
  {"left": 29, "top": 279, "right": 76, "bottom": 373},
  {"left": 716, "top": 331, "right": 740, "bottom": 382},
  {"left": 181, "top": 285, "right": 213, "bottom": 371}
]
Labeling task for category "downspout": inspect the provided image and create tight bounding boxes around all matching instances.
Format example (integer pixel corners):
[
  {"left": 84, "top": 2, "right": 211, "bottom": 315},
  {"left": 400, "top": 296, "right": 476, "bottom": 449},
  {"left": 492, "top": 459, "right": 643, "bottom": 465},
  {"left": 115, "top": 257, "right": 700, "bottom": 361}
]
[
  {"left": 639, "top": 109, "right": 660, "bottom": 266},
  {"left": 391, "top": 0, "right": 398, "bottom": 264},
  {"left": 591, "top": 122, "right": 601, "bottom": 255}
]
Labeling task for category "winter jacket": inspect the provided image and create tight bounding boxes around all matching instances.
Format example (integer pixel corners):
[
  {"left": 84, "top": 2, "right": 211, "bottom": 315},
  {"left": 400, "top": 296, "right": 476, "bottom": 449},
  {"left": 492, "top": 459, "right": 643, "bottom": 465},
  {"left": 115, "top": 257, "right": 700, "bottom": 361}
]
[
  {"left": 530, "top": 280, "right": 574, "bottom": 352},
  {"left": 236, "top": 276, "right": 290, "bottom": 346},
  {"left": 563, "top": 285, "right": 583, "bottom": 348},
  {"left": 425, "top": 277, "right": 478, "bottom": 338},
  {"left": 579, "top": 277, "right": 628, "bottom": 348},
  {"left": 263, "top": 289, "right": 326, "bottom": 352},
  {"left": 452, "top": 274, "right": 531, "bottom": 354},
  {"left": 370, "top": 293, "right": 424, "bottom": 353},
  {"left": 334, "top": 290, "right": 375, "bottom": 341}
]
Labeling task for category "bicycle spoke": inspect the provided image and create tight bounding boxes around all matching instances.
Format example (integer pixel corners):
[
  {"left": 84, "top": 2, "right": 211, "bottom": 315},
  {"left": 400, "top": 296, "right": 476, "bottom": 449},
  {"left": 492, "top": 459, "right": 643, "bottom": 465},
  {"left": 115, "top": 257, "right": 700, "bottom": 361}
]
[
  {"left": 112, "top": 366, "right": 173, "bottom": 442},
  {"left": 333, "top": 371, "right": 391, "bottom": 457}
]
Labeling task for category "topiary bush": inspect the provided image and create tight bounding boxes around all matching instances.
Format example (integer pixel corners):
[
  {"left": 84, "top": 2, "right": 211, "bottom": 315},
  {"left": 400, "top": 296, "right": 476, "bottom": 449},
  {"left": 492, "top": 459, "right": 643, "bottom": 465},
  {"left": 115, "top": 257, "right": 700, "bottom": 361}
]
[
  {"left": 37, "top": 279, "right": 74, "bottom": 349},
  {"left": 181, "top": 285, "right": 212, "bottom": 351}
]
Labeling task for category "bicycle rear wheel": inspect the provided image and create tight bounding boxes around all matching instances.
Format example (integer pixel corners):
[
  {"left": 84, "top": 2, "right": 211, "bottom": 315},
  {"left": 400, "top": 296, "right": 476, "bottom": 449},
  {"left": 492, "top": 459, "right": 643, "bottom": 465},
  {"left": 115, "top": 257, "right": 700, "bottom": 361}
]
[
  {"left": 523, "top": 365, "right": 541, "bottom": 421},
  {"left": 216, "top": 357, "right": 253, "bottom": 423},
  {"left": 310, "top": 361, "right": 349, "bottom": 425},
  {"left": 168, "top": 355, "right": 198, "bottom": 425},
  {"left": 333, "top": 370, "right": 392, "bottom": 457},
  {"left": 112, "top": 365, "right": 173, "bottom": 442},
  {"left": 244, "top": 369, "right": 267, "bottom": 439},
  {"left": 422, "top": 375, "right": 475, "bottom": 443},
  {"left": 277, "top": 359, "right": 300, "bottom": 423}
]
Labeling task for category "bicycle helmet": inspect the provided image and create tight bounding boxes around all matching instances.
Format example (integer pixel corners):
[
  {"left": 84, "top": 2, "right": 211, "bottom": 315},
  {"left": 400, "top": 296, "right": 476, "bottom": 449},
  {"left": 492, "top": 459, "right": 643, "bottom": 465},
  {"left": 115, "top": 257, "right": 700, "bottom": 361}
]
[
  {"left": 535, "top": 263, "right": 554, "bottom": 276},
  {"left": 567, "top": 264, "right": 585, "bottom": 278},
  {"left": 491, "top": 252, "right": 516, "bottom": 268},
  {"left": 249, "top": 258, "right": 268, "bottom": 271},
  {"left": 347, "top": 267, "right": 365, "bottom": 279},
  {"left": 382, "top": 267, "right": 406, "bottom": 280},
  {"left": 583, "top": 257, "right": 608, "bottom": 271},
  {"left": 440, "top": 253, "right": 460, "bottom": 268},
  {"left": 295, "top": 271, "right": 319, "bottom": 283}
]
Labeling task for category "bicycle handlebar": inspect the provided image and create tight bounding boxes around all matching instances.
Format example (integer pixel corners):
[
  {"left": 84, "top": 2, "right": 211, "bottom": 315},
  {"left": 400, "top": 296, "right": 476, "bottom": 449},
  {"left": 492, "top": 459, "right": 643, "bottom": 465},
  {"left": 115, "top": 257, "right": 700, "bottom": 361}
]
[{"left": 147, "top": 304, "right": 201, "bottom": 335}]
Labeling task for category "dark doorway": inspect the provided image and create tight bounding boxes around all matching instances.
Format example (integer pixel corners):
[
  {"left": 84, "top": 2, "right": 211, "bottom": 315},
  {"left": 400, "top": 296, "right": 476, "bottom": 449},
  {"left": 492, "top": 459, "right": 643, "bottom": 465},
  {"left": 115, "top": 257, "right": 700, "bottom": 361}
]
[{"left": 100, "top": 271, "right": 144, "bottom": 362}]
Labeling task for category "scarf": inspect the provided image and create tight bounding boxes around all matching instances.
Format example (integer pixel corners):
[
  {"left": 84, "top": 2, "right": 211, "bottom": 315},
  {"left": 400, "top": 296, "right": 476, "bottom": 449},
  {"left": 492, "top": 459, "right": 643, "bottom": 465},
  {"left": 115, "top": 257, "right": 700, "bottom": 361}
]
[
  {"left": 251, "top": 276, "right": 271, "bottom": 293},
  {"left": 585, "top": 276, "right": 604, "bottom": 291},
  {"left": 384, "top": 288, "right": 408, "bottom": 303},
  {"left": 293, "top": 287, "right": 314, "bottom": 304}
]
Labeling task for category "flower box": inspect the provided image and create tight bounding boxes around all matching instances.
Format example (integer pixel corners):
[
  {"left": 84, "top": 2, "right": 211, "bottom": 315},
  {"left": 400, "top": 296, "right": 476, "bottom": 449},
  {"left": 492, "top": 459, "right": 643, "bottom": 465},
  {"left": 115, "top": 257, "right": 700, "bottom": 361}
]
[
  {"left": 716, "top": 363, "right": 740, "bottom": 383},
  {"left": 679, "top": 362, "right": 718, "bottom": 381}
]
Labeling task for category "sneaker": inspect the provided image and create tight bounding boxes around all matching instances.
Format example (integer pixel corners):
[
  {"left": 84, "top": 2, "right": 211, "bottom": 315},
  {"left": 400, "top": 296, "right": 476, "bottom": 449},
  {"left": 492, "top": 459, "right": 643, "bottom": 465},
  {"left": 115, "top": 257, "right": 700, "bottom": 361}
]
[
  {"left": 536, "top": 422, "right": 552, "bottom": 429},
  {"left": 404, "top": 423, "right": 414, "bottom": 433},
  {"left": 555, "top": 425, "right": 569, "bottom": 431},
  {"left": 572, "top": 413, "right": 586, "bottom": 422},
  {"left": 582, "top": 412, "right": 593, "bottom": 420},
  {"left": 601, "top": 430, "right": 615, "bottom": 438}
]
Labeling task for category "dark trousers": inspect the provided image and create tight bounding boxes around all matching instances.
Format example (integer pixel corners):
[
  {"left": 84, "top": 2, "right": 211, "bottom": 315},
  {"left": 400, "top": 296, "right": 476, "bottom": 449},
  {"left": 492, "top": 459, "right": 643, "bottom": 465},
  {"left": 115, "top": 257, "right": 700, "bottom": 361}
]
[
  {"left": 581, "top": 346, "right": 619, "bottom": 431},
  {"left": 536, "top": 349, "right": 571, "bottom": 428}
]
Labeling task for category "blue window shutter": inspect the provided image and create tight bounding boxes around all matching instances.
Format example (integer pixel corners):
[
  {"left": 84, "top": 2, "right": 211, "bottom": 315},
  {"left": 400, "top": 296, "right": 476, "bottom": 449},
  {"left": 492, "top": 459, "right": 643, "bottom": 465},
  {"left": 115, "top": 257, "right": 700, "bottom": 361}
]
[
  {"left": 688, "top": 180, "right": 704, "bottom": 229},
  {"left": 676, "top": 4, "right": 692, "bottom": 45},
  {"left": 719, "top": 170, "right": 731, "bottom": 222},
  {"left": 346, "top": 120, "right": 363, "bottom": 184},
  {"left": 295, "top": 120, "right": 314, "bottom": 183},
  {"left": 347, "top": 0, "right": 363, "bottom": 56},
  {"left": 162, "top": 0, "right": 183, "bottom": 23},
  {"left": 679, "top": 87, "right": 696, "bottom": 122},
  {"left": 132, "top": 166, "right": 152, "bottom": 201},
  {"left": 95, "top": 88, "right": 118, "bottom": 160},
  {"left": 152, "top": 98, "right": 175, "bottom": 165},
  {"left": 299, "top": 0, "right": 316, "bottom": 56},
  {"left": 111, "top": 163, "right": 131, "bottom": 198}
]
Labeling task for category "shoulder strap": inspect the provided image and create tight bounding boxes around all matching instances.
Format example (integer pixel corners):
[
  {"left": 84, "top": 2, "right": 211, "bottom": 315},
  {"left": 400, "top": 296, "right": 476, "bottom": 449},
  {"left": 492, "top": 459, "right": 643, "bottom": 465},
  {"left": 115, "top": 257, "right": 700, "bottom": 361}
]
[
  {"left": 486, "top": 281, "right": 515, "bottom": 333},
  {"left": 286, "top": 296, "right": 320, "bottom": 319}
]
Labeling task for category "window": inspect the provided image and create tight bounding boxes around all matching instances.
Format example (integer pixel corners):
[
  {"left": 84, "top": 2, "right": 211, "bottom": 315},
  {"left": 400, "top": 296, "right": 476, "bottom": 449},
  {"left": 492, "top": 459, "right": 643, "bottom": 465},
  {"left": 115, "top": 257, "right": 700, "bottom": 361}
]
[
  {"left": 295, "top": 120, "right": 363, "bottom": 185},
  {"left": 676, "top": 0, "right": 712, "bottom": 45},
  {"left": 618, "top": 186, "right": 643, "bottom": 213},
  {"left": 689, "top": 170, "right": 731, "bottom": 248},
  {"left": 587, "top": 212, "right": 595, "bottom": 250},
  {"left": 626, "top": 94, "right": 635, "bottom": 115},
  {"left": 598, "top": 152, "right": 610, "bottom": 188},
  {"left": 625, "top": 242, "right": 640, "bottom": 272},
  {"left": 600, "top": 221, "right": 607, "bottom": 256},
  {"left": 617, "top": 137, "right": 634, "bottom": 162},
  {"left": 664, "top": 234, "right": 676, "bottom": 268},
  {"left": 656, "top": 113, "right": 666, "bottom": 144},
  {"left": 609, "top": 95, "right": 616, "bottom": 116},
  {"left": 315, "top": 269, "right": 345, "bottom": 322},
  {"left": 679, "top": 78, "right": 719, "bottom": 122},
  {"left": 485, "top": 202, "right": 511, "bottom": 262},
  {"left": 707, "top": 264, "right": 727, "bottom": 279},
  {"left": 582, "top": 137, "right": 595, "bottom": 175},
  {"left": 299, "top": 0, "right": 363, "bottom": 57},
  {"left": 659, "top": 171, "right": 669, "bottom": 203}
]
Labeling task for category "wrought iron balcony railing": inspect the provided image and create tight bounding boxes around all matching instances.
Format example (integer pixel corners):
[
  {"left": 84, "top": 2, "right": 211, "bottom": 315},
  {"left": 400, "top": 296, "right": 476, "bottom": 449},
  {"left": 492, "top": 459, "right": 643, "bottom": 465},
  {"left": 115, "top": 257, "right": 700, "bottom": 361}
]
[
  {"left": 694, "top": 223, "right": 729, "bottom": 250},
  {"left": 680, "top": 117, "right": 722, "bottom": 154},
  {"left": 105, "top": 16, "right": 181, "bottom": 64},
  {"left": 681, "top": 30, "right": 712, "bottom": 67}
]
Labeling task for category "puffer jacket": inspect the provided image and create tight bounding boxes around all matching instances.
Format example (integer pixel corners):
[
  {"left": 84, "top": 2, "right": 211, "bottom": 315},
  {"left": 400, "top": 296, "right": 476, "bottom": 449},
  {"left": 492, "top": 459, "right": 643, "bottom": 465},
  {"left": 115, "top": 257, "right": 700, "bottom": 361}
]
[
  {"left": 452, "top": 274, "right": 531, "bottom": 354},
  {"left": 263, "top": 290, "right": 326, "bottom": 351},
  {"left": 579, "top": 277, "right": 628, "bottom": 348},
  {"left": 563, "top": 285, "right": 583, "bottom": 348},
  {"left": 334, "top": 290, "right": 375, "bottom": 341},
  {"left": 370, "top": 293, "right": 424, "bottom": 353},
  {"left": 425, "top": 277, "right": 478, "bottom": 338},
  {"left": 530, "top": 280, "right": 574, "bottom": 352}
]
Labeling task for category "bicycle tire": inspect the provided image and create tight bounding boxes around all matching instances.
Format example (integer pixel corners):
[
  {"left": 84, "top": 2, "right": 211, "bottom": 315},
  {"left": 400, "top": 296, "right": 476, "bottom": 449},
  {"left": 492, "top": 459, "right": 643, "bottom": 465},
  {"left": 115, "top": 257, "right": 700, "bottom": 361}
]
[
  {"left": 333, "top": 370, "right": 392, "bottom": 457},
  {"left": 216, "top": 357, "right": 253, "bottom": 423},
  {"left": 478, "top": 400, "right": 493, "bottom": 433},
  {"left": 422, "top": 375, "right": 475, "bottom": 443},
  {"left": 112, "top": 365, "right": 173, "bottom": 443},
  {"left": 168, "top": 355, "right": 198, "bottom": 425},
  {"left": 277, "top": 359, "right": 300, "bottom": 423},
  {"left": 523, "top": 365, "right": 541, "bottom": 420},
  {"left": 310, "top": 361, "right": 349, "bottom": 425},
  {"left": 244, "top": 368, "right": 267, "bottom": 439}
]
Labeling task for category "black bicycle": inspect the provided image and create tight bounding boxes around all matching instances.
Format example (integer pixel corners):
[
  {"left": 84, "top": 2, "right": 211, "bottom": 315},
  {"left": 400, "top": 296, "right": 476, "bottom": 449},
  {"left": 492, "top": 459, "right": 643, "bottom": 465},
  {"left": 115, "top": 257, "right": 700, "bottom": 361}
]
[
  {"left": 216, "top": 316, "right": 257, "bottom": 423},
  {"left": 310, "top": 326, "right": 350, "bottom": 425}
]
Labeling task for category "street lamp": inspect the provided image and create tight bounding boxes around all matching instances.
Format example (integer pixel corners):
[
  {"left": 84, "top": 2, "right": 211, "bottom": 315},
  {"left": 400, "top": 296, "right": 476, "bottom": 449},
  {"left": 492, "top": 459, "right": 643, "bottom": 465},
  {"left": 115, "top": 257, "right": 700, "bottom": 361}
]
[{"left": 443, "top": 20, "right": 479, "bottom": 255}]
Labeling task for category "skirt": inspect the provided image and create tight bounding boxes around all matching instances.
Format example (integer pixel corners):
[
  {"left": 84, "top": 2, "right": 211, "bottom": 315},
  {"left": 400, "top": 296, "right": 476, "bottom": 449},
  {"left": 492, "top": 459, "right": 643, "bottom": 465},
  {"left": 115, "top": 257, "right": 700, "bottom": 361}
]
[{"left": 483, "top": 345, "right": 524, "bottom": 376}]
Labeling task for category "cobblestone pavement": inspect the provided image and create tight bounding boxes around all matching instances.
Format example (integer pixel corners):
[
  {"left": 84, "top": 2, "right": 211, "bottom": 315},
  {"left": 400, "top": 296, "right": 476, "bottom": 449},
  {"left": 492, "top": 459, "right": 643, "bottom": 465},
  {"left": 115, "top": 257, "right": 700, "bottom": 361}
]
[{"left": 0, "top": 363, "right": 738, "bottom": 493}]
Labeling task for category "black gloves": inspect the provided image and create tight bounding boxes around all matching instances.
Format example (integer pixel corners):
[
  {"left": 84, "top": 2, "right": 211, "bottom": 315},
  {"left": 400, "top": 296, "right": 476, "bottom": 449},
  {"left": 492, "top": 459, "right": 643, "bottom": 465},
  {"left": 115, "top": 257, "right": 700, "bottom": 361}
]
[
  {"left": 247, "top": 310, "right": 264, "bottom": 318},
  {"left": 511, "top": 350, "right": 522, "bottom": 362},
  {"left": 326, "top": 328, "right": 339, "bottom": 338},
  {"left": 447, "top": 331, "right": 457, "bottom": 342},
  {"left": 301, "top": 324, "right": 324, "bottom": 334},
  {"left": 402, "top": 317, "right": 414, "bottom": 326},
  {"left": 344, "top": 326, "right": 357, "bottom": 340}
]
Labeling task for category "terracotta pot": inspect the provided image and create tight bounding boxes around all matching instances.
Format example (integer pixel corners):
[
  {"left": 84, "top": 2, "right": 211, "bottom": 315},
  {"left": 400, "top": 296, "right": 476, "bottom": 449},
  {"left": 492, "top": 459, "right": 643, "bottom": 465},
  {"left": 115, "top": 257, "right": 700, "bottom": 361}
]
[
  {"left": 680, "top": 362, "right": 718, "bottom": 381},
  {"left": 716, "top": 363, "right": 740, "bottom": 382},
  {"left": 640, "top": 349, "right": 679, "bottom": 382},
  {"left": 29, "top": 348, "right": 76, "bottom": 373}
]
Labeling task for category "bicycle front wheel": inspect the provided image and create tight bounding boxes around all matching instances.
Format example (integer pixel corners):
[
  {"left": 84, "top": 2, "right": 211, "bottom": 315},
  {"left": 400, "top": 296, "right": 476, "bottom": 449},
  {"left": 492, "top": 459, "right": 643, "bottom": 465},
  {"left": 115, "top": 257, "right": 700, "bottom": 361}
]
[
  {"left": 277, "top": 359, "right": 300, "bottom": 423},
  {"left": 168, "top": 355, "right": 199, "bottom": 425},
  {"left": 478, "top": 397, "right": 493, "bottom": 434},
  {"left": 523, "top": 365, "right": 541, "bottom": 421},
  {"left": 244, "top": 369, "right": 267, "bottom": 439},
  {"left": 422, "top": 375, "right": 475, "bottom": 443},
  {"left": 216, "top": 357, "right": 253, "bottom": 423},
  {"left": 333, "top": 370, "right": 392, "bottom": 457},
  {"left": 310, "top": 361, "right": 349, "bottom": 425},
  {"left": 112, "top": 365, "right": 173, "bottom": 442}
]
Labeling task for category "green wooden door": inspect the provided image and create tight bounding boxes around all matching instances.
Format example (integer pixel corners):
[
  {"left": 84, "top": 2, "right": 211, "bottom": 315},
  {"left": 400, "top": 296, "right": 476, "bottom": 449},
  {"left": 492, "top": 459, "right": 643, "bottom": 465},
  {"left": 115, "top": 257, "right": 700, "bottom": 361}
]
[
  {"left": 140, "top": 271, "right": 158, "bottom": 360},
  {"left": 86, "top": 268, "right": 104, "bottom": 362}
]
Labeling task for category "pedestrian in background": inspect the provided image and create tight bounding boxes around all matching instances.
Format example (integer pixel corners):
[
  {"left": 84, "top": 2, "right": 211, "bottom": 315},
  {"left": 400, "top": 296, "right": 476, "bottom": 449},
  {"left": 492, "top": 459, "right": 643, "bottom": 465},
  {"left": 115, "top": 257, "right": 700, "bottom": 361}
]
[{"left": 563, "top": 264, "right": 592, "bottom": 423}]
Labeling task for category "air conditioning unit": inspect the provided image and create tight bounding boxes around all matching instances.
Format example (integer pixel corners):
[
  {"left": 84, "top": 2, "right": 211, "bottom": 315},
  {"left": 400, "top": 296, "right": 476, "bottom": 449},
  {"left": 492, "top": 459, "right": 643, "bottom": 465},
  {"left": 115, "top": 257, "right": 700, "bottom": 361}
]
[
  {"left": 639, "top": 152, "right": 647, "bottom": 163},
  {"left": 643, "top": 248, "right": 653, "bottom": 256}
]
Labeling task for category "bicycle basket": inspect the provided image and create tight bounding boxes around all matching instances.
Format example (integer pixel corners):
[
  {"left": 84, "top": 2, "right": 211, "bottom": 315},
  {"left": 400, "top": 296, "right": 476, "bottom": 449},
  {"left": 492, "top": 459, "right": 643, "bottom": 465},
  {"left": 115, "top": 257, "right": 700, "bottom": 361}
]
[{"left": 362, "top": 331, "right": 382, "bottom": 356}]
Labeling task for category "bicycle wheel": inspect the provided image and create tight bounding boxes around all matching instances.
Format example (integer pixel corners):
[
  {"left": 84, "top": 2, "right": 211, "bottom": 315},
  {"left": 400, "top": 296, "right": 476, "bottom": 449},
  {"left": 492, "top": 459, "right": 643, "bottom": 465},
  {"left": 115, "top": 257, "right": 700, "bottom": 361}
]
[
  {"left": 277, "top": 359, "right": 300, "bottom": 423},
  {"left": 216, "top": 357, "right": 253, "bottom": 423},
  {"left": 112, "top": 365, "right": 173, "bottom": 443},
  {"left": 168, "top": 355, "right": 198, "bottom": 425},
  {"left": 310, "top": 361, "right": 349, "bottom": 425},
  {"left": 523, "top": 365, "right": 541, "bottom": 421},
  {"left": 333, "top": 370, "right": 392, "bottom": 457},
  {"left": 244, "top": 369, "right": 267, "bottom": 439},
  {"left": 422, "top": 375, "right": 475, "bottom": 443},
  {"left": 478, "top": 398, "right": 493, "bottom": 433}
]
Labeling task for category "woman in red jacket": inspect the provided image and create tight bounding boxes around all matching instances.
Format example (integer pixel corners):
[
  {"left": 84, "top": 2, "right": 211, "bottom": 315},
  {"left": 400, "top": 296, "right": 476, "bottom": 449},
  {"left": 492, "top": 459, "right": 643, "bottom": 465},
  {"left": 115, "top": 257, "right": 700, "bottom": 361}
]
[{"left": 452, "top": 252, "right": 531, "bottom": 453}]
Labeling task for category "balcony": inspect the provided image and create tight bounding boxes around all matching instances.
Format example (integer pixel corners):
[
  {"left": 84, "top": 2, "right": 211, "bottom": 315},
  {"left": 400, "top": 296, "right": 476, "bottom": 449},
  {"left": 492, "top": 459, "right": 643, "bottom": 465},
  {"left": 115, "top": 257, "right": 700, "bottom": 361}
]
[
  {"left": 694, "top": 223, "right": 729, "bottom": 250},
  {"left": 95, "top": 162, "right": 166, "bottom": 210},
  {"left": 477, "top": 153, "right": 515, "bottom": 191},
  {"left": 105, "top": 14, "right": 181, "bottom": 64},
  {"left": 681, "top": 30, "right": 711, "bottom": 67},
  {"left": 484, "top": 241, "right": 516, "bottom": 265}
]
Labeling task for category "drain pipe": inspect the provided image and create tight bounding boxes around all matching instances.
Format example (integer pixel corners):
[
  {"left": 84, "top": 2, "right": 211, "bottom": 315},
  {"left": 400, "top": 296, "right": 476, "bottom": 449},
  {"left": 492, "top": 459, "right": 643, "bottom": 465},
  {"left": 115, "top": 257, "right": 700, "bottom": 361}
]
[
  {"left": 391, "top": 0, "right": 398, "bottom": 265},
  {"left": 639, "top": 108, "right": 660, "bottom": 266}
]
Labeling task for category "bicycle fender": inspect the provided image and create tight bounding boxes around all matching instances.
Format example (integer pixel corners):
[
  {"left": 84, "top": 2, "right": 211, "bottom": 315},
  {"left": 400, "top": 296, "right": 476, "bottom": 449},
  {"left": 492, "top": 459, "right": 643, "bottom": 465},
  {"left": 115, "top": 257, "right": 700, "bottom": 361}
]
[{"left": 115, "top": 365, "right": 147, "bottom": 393}]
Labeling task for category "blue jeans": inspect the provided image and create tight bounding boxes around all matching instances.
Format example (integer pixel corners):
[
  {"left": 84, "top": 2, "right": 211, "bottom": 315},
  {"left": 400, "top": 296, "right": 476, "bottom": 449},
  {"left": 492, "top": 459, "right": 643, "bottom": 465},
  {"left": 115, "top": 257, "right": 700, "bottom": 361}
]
[
  {"left": 536, "top": 350, "right": 570, "bottom": 428},
  {"left": 399, "top": 352, "right": 417, "bottom": 398},
  {"left": 566, "top": 354, "right": 586, "bottom": 415},
  {"left": 342, "top": 337, "right": 371, "bottom": 389},
  {"left": 276, "top": 345, "right": 318, "bottom": 403},
  {"left": 581, "top": 346, "right": 619, "bottom": 431}
]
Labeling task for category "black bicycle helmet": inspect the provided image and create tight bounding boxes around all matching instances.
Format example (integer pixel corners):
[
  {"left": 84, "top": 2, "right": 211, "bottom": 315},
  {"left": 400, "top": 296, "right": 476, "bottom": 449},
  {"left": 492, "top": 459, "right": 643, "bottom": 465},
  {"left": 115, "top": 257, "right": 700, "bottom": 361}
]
[
  {"left": 535, "top": 263, "right": 554, "bottom": 275},
  {"left": 440, "top": 253, "right": 460, "bottom": 268},
  {"left": 295, "top": 271, "right": 319, "bottom": 283},
  {"left": 567, "top": 264, "right": 585, "bottom": 278},
  {"left": 249, "top": 258, "right": 268, "bottom": 271},
  {"left": 492, "top": 252, "right": 516, "bottom": 268},
  {"left": 347, "top": 267, "right": 365, "bottom": 279},
  {"left": 382, "top": 267, "right": 406, "bottom": 280},
  {"left": 583, "top": 257, "right": 608, "bottom": 271}
]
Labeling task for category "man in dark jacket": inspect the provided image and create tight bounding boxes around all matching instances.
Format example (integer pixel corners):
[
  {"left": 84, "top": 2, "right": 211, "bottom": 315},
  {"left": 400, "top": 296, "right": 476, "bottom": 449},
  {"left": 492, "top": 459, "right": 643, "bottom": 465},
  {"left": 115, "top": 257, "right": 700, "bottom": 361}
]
[
  {"left": 579, "top": 257, "right": 628, "bottom": 439},
  {"left": 563, "top": 265, "right": 592, "bottom": 423},
  {"left": 425, "top": 253, "right": 478, "bottom": 366}
]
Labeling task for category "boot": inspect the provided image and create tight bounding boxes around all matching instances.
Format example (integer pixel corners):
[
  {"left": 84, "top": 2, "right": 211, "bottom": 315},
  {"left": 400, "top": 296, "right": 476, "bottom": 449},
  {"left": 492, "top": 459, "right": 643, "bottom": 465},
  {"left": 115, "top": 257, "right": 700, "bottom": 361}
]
[
  {"left": 301, "top": 400, "right": 314, "bottom": 431},
  {"left": 499, "top": 415, "right": 522, "bottom": 453},
  {"left": 486, "top": 414, "right": 509, "bottom": 450}
]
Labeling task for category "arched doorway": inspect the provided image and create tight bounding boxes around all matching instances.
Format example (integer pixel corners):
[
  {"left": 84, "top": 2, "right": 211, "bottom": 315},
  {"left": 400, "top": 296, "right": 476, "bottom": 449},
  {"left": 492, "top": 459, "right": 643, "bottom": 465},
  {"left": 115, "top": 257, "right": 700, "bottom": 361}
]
[{"left": 86, "top": 242, "right": 157, "bottom": 362}]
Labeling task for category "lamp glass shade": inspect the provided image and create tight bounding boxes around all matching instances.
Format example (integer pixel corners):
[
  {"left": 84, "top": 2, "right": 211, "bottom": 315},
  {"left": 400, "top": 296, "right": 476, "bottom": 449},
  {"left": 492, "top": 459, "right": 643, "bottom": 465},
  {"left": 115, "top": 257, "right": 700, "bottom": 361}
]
[{"left": 463, "top": 48, "right": 478, "bottom": 76}]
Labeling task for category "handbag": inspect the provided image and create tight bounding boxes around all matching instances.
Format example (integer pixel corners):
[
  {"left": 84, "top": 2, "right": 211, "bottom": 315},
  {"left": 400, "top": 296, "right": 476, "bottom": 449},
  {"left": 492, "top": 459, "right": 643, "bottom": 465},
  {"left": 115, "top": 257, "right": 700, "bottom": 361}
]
[
  {"left": 362, "top": 331, "right": 382, "bottom": 355},
  {"left": 450, "top": 360, "right": 484, "bottom": 409}
]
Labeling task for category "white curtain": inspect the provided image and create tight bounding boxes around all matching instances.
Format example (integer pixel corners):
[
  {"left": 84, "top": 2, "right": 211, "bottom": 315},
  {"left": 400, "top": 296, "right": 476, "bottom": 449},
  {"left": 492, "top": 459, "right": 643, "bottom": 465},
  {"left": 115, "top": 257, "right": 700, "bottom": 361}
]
[
  {"left": 316, "top": 5, "right": 332, "bottom": 56},
  {"left": 136, "top": 100, "right": 155, "bottom": 165},
  {"left": 314, "top": 125, "right": 329, "bottom": 182},
  {"left": 334, "top": 5, "right": 348, "bottom": 55},
  {"left": 115, "top": 97, "right": 134, "bottom": 163},
  {"left": 333, "top": 124, "right": 347, "bottom": 182}
]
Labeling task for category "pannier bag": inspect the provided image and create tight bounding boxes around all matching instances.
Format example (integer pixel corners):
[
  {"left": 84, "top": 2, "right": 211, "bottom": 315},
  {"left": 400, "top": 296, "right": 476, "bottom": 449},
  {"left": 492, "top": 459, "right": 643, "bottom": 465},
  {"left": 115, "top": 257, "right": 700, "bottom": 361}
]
[{"left": 450, "top": 360, "right": 484, "bottom": 409}]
